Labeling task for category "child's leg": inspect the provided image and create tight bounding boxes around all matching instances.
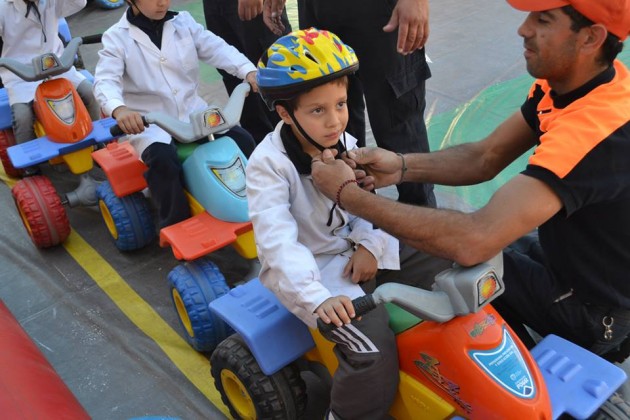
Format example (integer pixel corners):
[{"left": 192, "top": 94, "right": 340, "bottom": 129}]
[
  {"left": 223, "top": 126, "right": 256, "bottom": 158},
  {"left": 321, "top": 305, "right": 399, "bottom": 419},
  {"left": 141, "top": 142, "right": 191, "bottom": 229},
  {"left": 11, "top": 102, "right": 36, "bottom": 144},
  {"left": 75, "top": 80, "right": 101, "bottom": 121}
]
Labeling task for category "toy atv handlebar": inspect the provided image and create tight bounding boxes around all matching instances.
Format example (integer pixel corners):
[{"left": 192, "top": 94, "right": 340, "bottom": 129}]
[
  {"left": 0, "top": 36, "right": 99, "bottom": 82},
  {"left": 317, "top": 260, "right": 504, "bottom": 334},
  {"left": 109, "top": 82, "right": 251, "bottom": 143}
]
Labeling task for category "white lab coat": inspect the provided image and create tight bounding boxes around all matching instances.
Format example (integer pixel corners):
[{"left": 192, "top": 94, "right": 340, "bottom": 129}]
[
  {"left": 93, "top": 10, "right": 256, "bottom": 155},
  {"left": 0, "top": 0, "right": 87, "bottom": 105},
  {"left": 246, "top": 123, "right": 400, "bottom": 328}
]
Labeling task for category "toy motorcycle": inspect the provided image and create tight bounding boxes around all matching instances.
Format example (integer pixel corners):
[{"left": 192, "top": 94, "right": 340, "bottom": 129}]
[
  {"left": 207, "top": 258, "right": 627, "bottom": 419},
  {"left": 1, "top": 37, "right": 120, "bottom": 248},
  {"left": 94, "top": 83, "right": 258, "bottom": 351}
]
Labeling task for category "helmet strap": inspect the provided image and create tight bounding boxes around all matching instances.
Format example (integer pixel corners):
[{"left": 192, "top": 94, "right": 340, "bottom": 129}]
[{"left": 286, "top": 108, "right": 327, "bottom": 152}]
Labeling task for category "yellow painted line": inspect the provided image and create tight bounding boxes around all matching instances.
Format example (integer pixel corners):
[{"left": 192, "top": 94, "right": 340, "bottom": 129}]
[{"left": 1, "top": 168, "right": 229, "bottom": 417}]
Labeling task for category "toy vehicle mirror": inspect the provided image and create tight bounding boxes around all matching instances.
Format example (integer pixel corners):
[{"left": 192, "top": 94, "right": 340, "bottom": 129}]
[
  {"left": 0, "top": 38, "right": 82, "bottom": 82},
  {"left": 144, "top": 83, "right": 251, "bottom": 143}
]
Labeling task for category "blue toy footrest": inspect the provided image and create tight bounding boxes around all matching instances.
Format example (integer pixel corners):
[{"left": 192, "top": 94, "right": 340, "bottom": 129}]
[
  {"left": 531, "top": 334, "right": 627, "bottom": 419},
  {"left": 209, "top": 278, "right": 315, "bottom": 376}
]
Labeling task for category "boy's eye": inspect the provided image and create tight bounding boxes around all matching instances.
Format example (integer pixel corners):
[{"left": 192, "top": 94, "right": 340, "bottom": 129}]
[
  {"left": 337, "top": 101, "right": 347, "bottom": 108},
  {"left": 312, "top": 107, "right": 324, "bottom": 114}
]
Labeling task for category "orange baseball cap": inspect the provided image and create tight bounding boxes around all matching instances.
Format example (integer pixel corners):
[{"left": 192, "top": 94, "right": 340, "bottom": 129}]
[{"left": 506, "top": 0, "right": 630, "bottom": 41}]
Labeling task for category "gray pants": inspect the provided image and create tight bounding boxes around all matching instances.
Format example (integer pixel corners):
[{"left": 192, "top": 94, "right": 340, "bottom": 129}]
[
  {"left": 11, "top": 79, "right": 100, "bottom": 144},
  {"left": 322, "top": 304, "right": 399, "bottom": 420}
]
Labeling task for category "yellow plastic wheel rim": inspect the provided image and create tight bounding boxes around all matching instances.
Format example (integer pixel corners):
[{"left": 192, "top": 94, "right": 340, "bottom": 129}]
[
  {"left": 99, "top": 199, "right": 119, "bottom": 240},
  {"left": 171, "top": 288, "right": 194, "bottom": 338},
  {"left": 221, "top": 369, "right": 256, "bottom": 420},
  {"left": 17, "top": 204, "right": 34, "bottom": 237}
]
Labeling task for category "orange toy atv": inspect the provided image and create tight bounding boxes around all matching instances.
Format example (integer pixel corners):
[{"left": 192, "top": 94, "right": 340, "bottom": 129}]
[
  {"left": 1, "top": 37, "right": 120, "bottom": 248},
  {"left": 207, "top": 258, "right": 627, "bottom": 419}
]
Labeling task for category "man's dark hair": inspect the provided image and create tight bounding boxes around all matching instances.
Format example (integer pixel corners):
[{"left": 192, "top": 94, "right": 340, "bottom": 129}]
[{"left": 562, "top": 6, "right": 624, "bottom": 65}]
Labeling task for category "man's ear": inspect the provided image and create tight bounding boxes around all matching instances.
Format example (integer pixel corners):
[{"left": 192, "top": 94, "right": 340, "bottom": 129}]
[
  {"left": 275, "top": 104, "right": 292, "bottom": 124},
  {"left": 582, "top": 23, "right": 608, "bottom": 53}
]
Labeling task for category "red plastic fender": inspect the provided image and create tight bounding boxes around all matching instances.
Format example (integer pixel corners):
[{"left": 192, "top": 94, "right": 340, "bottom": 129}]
[{"left": 0, "top": 300, "right": 90, "bottom": 419}]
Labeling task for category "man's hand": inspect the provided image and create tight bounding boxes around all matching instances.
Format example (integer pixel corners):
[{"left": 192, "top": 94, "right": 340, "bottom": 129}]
[
  {"left": 311, "top": 149, "right": 356, "bottom": 200},
  {"left": 382, "top": 0, "right": 429, "bottom": 55},
  {"left": 262, "top": 0, "right": 286, "bottom": 35},
  {"left": 344, "top": 147, "right": 403, "bottom": 189},
  {"left": 315, "top": 296, "right": 355, "bottom": 327},
  {"left": 112, "top": 106, "right": 145, "bottom": 135},
  {"left": 245, "top": 71, "right": 259, "bottom": 93},
  {"left": 238, "top": 0, "right": 263, "bottom": 21}
]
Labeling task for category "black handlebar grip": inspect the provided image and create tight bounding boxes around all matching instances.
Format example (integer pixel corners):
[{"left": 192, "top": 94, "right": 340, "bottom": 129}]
[
  {"left": 316, "top": 294, "right": 377, "bottom": 335},
  {"left": 109, "top": 124, "right": 125, "bottom": 137},
  {"left": 109, "top": 117, "right": 148, "bottom": 137},
  {"left": 81, "top": 34, "right": 103, "bottom": 45}
]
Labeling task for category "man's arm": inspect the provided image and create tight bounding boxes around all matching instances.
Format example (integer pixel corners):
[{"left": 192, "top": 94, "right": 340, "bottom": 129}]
[
  {"left": 347, "top": 111, "right": 536, "bottom": 188},
  {"left": 331, "top": 173, "right": 562, "bottom": 266},
  {"left": 312, "top": 111, "right": 551, "bottom": 265}
]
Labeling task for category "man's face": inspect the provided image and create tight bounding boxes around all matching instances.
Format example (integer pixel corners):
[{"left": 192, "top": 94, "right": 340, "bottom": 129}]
[{"left": 517, "top": 9, "right": 581, "bottom": 84}]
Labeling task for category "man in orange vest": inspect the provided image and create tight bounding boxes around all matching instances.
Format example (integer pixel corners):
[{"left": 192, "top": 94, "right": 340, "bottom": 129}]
[{"left": 311, "top": 0, "right": 630, "bottom": 362}]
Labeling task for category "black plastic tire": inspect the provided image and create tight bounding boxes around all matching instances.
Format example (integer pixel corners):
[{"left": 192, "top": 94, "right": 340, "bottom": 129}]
[
  {"left": 12, "top": 176, "right": 70, "bottom": 248},
  {"left": 96, "top": 181, "right": 156, "bottom": 251},
  {"left": 168, "top": 258, "right": 234, "bottom": 352},
  {"left": 589, "top": 392, "right": 630, "bottom": 420},
  {"left": 0, "top": 129, "right": 22, "bottom": 178},
  {"left": 211, "top": 334, "right": 307, "bottom": 420}
]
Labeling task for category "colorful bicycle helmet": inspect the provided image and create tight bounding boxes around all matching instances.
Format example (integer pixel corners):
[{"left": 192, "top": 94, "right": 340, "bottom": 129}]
[{"left": 257, "top": 28, "right": 359, "bottom": 110}]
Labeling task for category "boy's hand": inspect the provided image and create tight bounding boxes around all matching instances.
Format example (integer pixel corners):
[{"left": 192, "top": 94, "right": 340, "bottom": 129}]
[
  {"left": 112, "top": 106, "right": 145, "bottom": 135},
  {"left": 315, "top": 296, "right": 355, "bottom": 327},
  {"left": 246, "top": 71, "right": 259, "bottom": 93},
  {"left": 344, "top": 245, "right": 378, "bottom": 283}
]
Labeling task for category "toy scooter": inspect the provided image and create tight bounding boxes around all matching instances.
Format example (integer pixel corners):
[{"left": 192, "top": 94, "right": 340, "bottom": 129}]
[
  {"left": 207, "top": 258, "right": 627, "bottom": 419},
  {"left": 1, "top": 37, "right": 121, "bottom": 248},
  {"left": 94, "top": 83, "right": 258, "bottom": 351}
]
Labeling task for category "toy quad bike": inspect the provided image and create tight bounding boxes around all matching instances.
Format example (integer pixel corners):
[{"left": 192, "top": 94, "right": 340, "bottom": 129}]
[
  {"left": 93, "top": 82, "right": 258, "bottom": 351},
  {"left": 1, "top": 37, "right": 120, "bottom": 249},
  {"left": 207, "top": 258, "right": 627, "bottom": 419}
]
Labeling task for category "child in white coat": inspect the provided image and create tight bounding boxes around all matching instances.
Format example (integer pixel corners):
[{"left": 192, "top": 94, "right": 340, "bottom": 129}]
[
  {"left": 0, "top": 0, "right": 99, "bottom": 147},
  {"left": 94, "top": 0, "right": 258, "bottom": 229},
  {"left": 248, "top": 29, "right": 400, "bottom": 420}
]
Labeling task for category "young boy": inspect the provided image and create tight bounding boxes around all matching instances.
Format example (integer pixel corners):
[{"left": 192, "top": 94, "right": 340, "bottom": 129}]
[
  {"left": 0, "top": 0, "right": 100, "bottom": 146},
  {"left": 93, "top": 0, "right": 258, "bottom": 229},
  {"left": 247, "top": 28, "right": 399, "bottom": 419}
]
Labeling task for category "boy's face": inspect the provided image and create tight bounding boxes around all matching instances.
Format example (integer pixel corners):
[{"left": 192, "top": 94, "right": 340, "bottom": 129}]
[
  {"left": 129, "top": 0, "right": 170, "bottom": 19},
  {"left": 278, "top": 81, "right": 349, "bottom": 156}
]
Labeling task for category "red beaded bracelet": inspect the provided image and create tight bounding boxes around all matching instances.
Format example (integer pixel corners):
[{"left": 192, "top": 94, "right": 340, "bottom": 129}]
[{"left": 336, "top": 179, "right": 358, "bottom": 209}]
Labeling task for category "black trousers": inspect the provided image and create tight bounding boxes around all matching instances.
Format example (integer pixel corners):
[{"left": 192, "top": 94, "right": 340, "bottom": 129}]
[
  {"left": 297, "top": 0, "right": 435, "bottom": 207},
  {"left": 493, "top": 238, "right": 630, "bottom": 361},
  {"left": 203, "top": 0, "right": 292, "bottom": 143},
  {"left": 141, "top": 126, "right": 255, "bottom": 229}
]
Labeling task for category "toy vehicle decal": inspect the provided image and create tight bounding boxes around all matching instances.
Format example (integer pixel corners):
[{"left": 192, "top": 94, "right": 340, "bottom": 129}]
[
  {"left": 470, "top": 326, "right": 536, "bottom": 399},
  {"left": 414, "top": 353, "right": 473, "bottom": 414},
  {"left": 469, "top": 313, "right": 497, "bottom": 338}
]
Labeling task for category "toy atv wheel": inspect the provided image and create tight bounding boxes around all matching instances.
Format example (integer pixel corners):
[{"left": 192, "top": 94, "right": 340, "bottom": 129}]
[
  {"left": 0, "top": 129, "right": 22, "bottom": 178},
  {"left": 168, "top": 258, "right": 234, "bottom": 352},
  {"left": 12, "top": 176, "right": 70, "bottom": 248},
  {"left": 91, "top": 0, "right": 125, "bottom": 9},
  {"left": 589, "top": 392, "right": 630, "bottom": 419},
  {"left": 211, "top": 334, "right": 307, "bottom": 420},
  {"left": 96, "top": 181, "right": 156, "bottom": 251}
]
